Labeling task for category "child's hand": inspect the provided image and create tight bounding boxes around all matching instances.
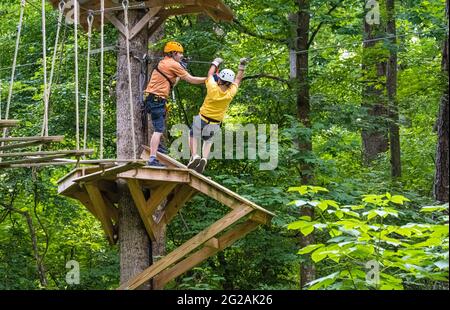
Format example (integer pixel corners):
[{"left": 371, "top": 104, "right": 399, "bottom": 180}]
[
  {"left": 212, "top": 57, "right": 224, "bottom": 67},
  {"left": 239, "top": 58, "right": 250, "bottom": 70}
]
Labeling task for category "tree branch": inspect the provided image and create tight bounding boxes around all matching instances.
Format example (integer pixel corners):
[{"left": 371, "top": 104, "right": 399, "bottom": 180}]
[
  {"left": 233, "top": 18, "right": 288, "bottom": 44},
  {"left": 307, "top": 0, "right": 344, "bottom": 48},
  {"left": 243, "top": 73, "right": 290, "bottom": 85}
]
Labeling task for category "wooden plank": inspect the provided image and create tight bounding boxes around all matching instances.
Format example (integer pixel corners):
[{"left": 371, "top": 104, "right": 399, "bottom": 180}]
[
  {"left": 146, "top": 183, "right": 178, "bottom": 218},
  {"left": 129, "top": 7, "right": 162, "bottom": 40},
  {"left": 74, "top": 162, "right": 144, "bottom": 183},
  {"left": 118, "top": 205, "right": 253, "bottom": 290},
  {"left": 153, "top": 220, "right": 259, "bottom": 288},
  {"left": 0, "top": 149, "right": 94, "bottom": 158},
  {"left": 163, "top": 6, "right": 206, "bottom": 17},
  {"left": 0, "top": 135, "right": 64, "bottom": 143},
  {"left": 162, "top": 185, "right": 197, "bottom": 224},
  {"left": 0, "top": 120, "right": 19, "bottom": 128},
  {"left": 85, "top": 183, "right": 116, "bottom": 244},
  {"left": 0, "top": 150, "right": 93, "bottom": 167},
  {"left": 127, "top": 179, "right": 157, "bottom": 241},
  {"left": 189, "top": 176, "right": 240, "bottom": 209},
  {"left": 140, "top": 145, "right": 187, "bottom": 169},
  {"left": 0, "top": 138, "right": 67, "bottom": 151},
  {"left": 189, "top": 171, "right": 276, "bottom": 217},
  {"left": 118, "top": 167, "right": 190, "bottom": 184}
]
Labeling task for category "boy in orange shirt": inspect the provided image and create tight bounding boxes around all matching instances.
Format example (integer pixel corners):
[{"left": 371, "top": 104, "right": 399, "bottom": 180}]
[{"left": 145, "top": 41, "right": 206, "bottom": 167}]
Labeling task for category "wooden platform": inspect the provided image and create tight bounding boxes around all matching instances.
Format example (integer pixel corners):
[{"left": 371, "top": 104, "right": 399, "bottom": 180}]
[
  {"left": 49, "top": 0, "right": 234, "bottom": 34},
  {"left": 57, "top": 147, "right": 274, "bottom": 290}
]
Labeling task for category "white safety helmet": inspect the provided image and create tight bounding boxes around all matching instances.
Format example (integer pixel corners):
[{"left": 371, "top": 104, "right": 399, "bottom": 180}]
[{"left": 218, "top": 69, "right": 235, "bottom": 83}]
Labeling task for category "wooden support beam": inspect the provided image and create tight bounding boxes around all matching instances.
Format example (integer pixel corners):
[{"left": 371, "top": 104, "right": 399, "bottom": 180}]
[
  {"left": 96, "top": 180, "right": 120, "bottom": 204},
  {"left": 103, "top": 194, "right": 120, "bottom": 224},
  {"left": 71, "top": 190, "right": 101, "bottom": 221},
  {"left": 153, "top": 220, "right": 259, "bottom": 288},
  {"left": 189, "top": 176, "right": 239, "bottom": 209},
  {"left": 0, "top": 120, "right": 19, "bottom": 128},
  {"left": 0, "top": 137, "right": 68, "bottom": 151},
  {"left": 146, "top": 183, "right": 178, "bottom": 218},
  {"left": 85, "top": 183, "right": 116, "bottom": 244},
  {"left": 129, "top": 7, "right": 162, "bottom": 40},
  {"left": 189, "top": 172, "right": 276, "bottom": 216},
  {"left": 105, "top": 13, "right": 127, "bottom": 37},
  {"left": 0, "top": 135, "right": 64, "bottom": 143},
  {"left": 118, "top": 167, "right": 190, "bottom": 184},
  {"left": 162, "top": 185, "right": 197, "bottom": 224},
  {"left": 0, "top": 150, "right": 94, "bottom": 167},
  {"left": 118, "top": 205, "right": 254, "bottom": 290},
  {"left": 74, "top": 162, "right": 144, "bottom": 183},
  {"left": 250, "top": 211, "right": 272, "bottom": 225},
  {"left": 126, "top": 179, "right": 157, "bottom": 241}
]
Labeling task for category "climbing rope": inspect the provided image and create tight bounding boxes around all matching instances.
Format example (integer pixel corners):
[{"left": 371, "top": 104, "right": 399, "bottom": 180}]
[
  {"left": 40, "top": 0, "right": 65, "bottom": 138},
  {"left": 83, "top": 11, "right": 94, "bottom": 155},
  {"left": 40, "top": 0, "right": 48, "bottom": 138},
  {"left": 2, "top": 0, "right": 26, "bottom": 139},
  {"left": 100, "top": 0, "right": 105, "bottom": 159},
  {"left": 74, "top": 0, "right": 80, "bottom": 150},
  {"left": 122, "top": 0, "right": 137, "bottom": 160}
]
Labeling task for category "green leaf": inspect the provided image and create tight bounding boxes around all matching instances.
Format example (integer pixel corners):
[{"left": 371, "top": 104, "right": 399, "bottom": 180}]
[
  {"left": 389, "top": 195, "right": 410, "bottom": 205},
  {"left": 298, "top": 244, "right": 324, "bottom": 255},
  {"left": 301, "top": 224, "right": 315, "bottom": 236},
  {"left": 311, "top": 247, "right": 328, "bottom": 263},
  {"left": 433, "top": 260, "right": 449, "bottom": 270},
  {"left": 420, "top": 205, "right": 449, "bottom": 213}
]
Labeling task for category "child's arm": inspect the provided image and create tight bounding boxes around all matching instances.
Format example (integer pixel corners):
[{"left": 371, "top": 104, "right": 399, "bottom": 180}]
[
  {"left": 209, "top": 58, "right": 223, "bottom": 78},
  {"left": 234, "top": 58, "right": 249, "bottom": 87}
]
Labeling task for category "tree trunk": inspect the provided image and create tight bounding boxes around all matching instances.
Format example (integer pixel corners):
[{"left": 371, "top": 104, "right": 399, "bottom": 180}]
[
  {"left": 386, "top": 0, "right": 401, "bottom": 178},
  {"left": 116, "top": 9, "right": 151, "bottom": 289},
  {"left": 434, "top": 0, "right": 449, "bottom": 203},
  {"left": 362, "top": 0, "right": 389, "bottom": 163},
  {"left": 294, "top": 0, "right": 315, "bottom": 289}
]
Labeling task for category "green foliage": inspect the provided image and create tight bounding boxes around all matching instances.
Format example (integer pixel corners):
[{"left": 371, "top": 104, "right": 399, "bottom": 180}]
[{"left": 288, "top": 187, "right": 449, "bottom": 290}]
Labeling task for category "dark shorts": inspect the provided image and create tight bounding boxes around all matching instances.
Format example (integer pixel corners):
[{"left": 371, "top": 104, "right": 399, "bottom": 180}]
[
  {"left": 145, "top": 94, "right": 167, "bottom": 133},
  {"left": 189, "top": 115, "right": 221, "bottom": 142}
]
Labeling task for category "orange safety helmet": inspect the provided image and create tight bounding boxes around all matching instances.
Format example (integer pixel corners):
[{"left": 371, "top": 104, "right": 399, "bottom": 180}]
[{"left": 164, "top": 41, "right": 184, "bottom": 54}]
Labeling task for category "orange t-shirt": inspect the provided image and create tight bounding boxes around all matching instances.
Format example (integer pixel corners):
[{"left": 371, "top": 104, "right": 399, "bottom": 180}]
[{"left": 145, "top": 57, "right": 188, "bottom": 99}]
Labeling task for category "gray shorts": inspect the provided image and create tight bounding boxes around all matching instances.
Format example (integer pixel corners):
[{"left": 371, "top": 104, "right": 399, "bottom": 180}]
[{"left": 189, "top": 115, "right": 221, "bottom": 142}]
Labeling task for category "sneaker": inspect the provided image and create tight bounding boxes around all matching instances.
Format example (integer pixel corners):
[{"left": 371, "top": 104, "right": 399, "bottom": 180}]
[
  {"left": 187, "top": 155, "right": 201, "bottom": 169},
  {"left": 194, "top": 158, "right": 208, "bottom": 174},
  {"left": 157, "top": 144, "right": 168, "bottom": 154},
  {"left": 147, "top": 158, "right": 166, "bottom": 167}
]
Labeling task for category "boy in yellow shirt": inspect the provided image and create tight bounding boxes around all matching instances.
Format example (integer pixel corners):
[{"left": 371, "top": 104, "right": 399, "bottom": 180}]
[{"left": 188, "top": 57, "right": 249, "bottom": 173}]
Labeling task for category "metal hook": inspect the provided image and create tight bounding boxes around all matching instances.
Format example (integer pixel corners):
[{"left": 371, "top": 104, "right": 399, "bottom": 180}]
[
  {"left": 58, "top": 0, "right": 65, "bottom": 11},
  {"left": 87, "top": 10, "right": 94, "bottom": 26},
  {"left": 122, "top": 0, "right": 129, "bottom": 10}
]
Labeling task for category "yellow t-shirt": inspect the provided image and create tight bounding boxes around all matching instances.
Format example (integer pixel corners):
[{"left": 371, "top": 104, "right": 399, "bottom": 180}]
[
  {"left": 199, "top": 76, "right": 238, "bottom": 122},
  {"left": 145, "top": 57, "right": 188, "bottom": 99}
]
